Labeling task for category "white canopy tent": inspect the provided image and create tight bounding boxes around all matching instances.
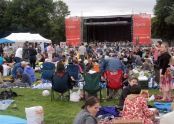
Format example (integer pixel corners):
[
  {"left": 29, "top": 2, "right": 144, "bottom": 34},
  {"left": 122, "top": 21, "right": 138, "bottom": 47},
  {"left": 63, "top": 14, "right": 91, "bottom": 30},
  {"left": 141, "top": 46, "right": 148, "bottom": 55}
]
[{"left": 5, "top": 33, "right": 51, "bottom": 43}]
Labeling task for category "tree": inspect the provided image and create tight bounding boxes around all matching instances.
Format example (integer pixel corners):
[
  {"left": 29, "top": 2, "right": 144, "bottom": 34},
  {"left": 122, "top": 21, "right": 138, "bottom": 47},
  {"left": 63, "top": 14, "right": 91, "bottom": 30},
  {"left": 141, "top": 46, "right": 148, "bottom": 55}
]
[
  {"left": 1, "top": 0, "right": 70, "bottom": 43},
  {"left": 0, "top": 0, "right": 9, "bottom": 38},
  {"left": 151, "top": 17, "right": 159, "bottom": 38},
  {"left": 153, "top": 0, "right": 174, "bottom": 42},
  {"left": 49, "top": 0, "right": 70, "bottom": 42}
]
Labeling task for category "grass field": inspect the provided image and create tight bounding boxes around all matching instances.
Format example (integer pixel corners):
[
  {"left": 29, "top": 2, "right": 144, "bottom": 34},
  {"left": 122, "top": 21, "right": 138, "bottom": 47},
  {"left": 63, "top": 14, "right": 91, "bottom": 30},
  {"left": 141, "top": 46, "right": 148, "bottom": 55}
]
[{"left": 0, "top": 88, "right": 160, "bottom": 124}]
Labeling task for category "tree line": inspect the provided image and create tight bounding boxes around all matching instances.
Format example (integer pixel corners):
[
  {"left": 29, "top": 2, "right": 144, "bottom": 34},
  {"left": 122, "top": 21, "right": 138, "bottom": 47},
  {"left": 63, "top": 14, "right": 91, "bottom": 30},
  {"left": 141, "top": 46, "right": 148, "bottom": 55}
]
[
  {"left": 0, "top": 0, "right": 70, "bottom": 43},
  {"left": 152, "top": 0, "right": 174, "bottom": 44},
  {"left": 1, "top": 0, "right": 173, "bottom": 44}
]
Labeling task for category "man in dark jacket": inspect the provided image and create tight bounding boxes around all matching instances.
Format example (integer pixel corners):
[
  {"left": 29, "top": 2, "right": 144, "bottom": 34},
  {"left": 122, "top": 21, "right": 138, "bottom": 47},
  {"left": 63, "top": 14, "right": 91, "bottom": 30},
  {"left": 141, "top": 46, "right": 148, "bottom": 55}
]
[
  {"left": 118, "top": 77, "right": 139, "bottom": 109},
  {"left": 28, "top": 44, "right": 37, "bottom": 69},
  {"left": 22, "top": 41, "right": 29, "bottom": 61}
]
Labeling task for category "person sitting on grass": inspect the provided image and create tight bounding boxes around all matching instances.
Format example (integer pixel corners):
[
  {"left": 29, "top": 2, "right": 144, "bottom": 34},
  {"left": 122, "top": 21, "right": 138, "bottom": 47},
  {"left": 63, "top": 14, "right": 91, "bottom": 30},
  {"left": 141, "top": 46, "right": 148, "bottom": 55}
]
[
  {"left": 11, "top": 62, "right": 23, "bottom": 79},
  {"left": 22, "top": 61, "right": 36, "bottom": 85},
  {"left": 0, "top": 65, "right": 4, "bottom": 83},
  {"left": 2, "top": 61, "right": 11, "bottom": 76},
  {"left": 0, "top": 55, "right": 4, "bottom": 65},
  {"left": 15, "top": 61, "right": 36, "bottom": 86},
  {"left": 118, "top": 77, "right": 139, "bottom": 109},
  {"left": 122, "top": 85, "right": 157, "bottom": 124},
  {"left": 73, "top": 96, "right": 100, "bottom": 124}
]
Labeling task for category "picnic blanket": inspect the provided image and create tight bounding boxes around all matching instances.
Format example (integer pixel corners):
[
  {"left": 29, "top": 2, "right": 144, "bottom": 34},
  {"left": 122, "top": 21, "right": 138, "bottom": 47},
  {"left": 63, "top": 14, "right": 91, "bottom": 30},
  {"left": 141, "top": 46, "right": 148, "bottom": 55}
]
[
  {"left": 154, "top": 102, "right": 172, "bottom": 113},
  {"left": 0, "top": 115, "right": 26, "bottom": 124}
]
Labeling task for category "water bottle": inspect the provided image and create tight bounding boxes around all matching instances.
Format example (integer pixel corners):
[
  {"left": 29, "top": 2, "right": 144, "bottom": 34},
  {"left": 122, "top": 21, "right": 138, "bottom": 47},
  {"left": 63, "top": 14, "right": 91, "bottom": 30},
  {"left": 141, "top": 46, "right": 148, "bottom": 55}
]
[{"left": 148, "top": 77, "right": 153, "bottom": 88}]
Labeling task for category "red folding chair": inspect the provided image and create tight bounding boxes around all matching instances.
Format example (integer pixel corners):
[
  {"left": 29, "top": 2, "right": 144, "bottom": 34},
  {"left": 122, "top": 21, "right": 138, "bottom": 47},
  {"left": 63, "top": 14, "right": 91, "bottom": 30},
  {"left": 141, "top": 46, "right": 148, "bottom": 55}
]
[{"left": 104, "top": 69, "right": 123, "bottom": 98}]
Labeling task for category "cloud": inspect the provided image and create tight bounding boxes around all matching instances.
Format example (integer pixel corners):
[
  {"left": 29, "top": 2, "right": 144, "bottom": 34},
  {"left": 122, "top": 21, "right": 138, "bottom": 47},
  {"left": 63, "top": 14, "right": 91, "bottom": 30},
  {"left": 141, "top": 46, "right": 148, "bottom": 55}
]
[{"left": 63, "top": 0, "right": 156, "bottom": 16}]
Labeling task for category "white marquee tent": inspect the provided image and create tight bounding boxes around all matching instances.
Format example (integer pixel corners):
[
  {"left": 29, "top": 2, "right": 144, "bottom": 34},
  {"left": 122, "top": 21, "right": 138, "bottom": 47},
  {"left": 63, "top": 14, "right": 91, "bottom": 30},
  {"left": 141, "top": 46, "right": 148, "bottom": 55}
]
[{"left": 5, "top": 33, "right": 51, "bottom": 43}]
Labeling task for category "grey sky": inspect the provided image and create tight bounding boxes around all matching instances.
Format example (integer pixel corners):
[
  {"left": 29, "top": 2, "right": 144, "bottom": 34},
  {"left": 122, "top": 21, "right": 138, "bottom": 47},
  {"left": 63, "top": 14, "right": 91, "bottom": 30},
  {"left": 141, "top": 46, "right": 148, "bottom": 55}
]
[{"left": 63, "top": 0, "right": 156, "bottom": 16}]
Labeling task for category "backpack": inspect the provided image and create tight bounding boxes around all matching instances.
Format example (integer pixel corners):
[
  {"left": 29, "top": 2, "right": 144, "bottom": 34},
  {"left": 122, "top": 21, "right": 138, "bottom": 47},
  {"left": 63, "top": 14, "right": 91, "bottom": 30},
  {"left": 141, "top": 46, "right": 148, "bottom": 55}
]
[
  {"left": 96, "top": 106, "right": 120, "bottom": 118},
  {"left": 0, "top": 89, "right": 18, "bottom": 100}
]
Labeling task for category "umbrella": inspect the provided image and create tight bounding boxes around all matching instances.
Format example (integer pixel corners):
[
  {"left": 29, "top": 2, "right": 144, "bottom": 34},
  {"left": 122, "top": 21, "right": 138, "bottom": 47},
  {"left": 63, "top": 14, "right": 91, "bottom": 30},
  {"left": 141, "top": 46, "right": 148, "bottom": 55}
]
[{"left": 0, "top": 38, "right": 15, "bottom": 44}]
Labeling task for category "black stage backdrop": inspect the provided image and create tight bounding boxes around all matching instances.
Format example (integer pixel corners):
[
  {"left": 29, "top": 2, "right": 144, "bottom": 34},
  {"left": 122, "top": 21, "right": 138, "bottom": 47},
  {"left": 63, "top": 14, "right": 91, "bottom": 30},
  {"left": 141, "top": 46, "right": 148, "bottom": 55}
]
[{"left": 86, "top": 24, "right": 131, "bottom": 42}]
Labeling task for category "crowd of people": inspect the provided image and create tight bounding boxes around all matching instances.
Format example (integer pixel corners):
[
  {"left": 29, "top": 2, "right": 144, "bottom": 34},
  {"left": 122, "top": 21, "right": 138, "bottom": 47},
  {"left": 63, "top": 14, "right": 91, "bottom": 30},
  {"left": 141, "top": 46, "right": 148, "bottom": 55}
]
[{"left": 0, "top": 40, "right": 173, "bottom": 123}]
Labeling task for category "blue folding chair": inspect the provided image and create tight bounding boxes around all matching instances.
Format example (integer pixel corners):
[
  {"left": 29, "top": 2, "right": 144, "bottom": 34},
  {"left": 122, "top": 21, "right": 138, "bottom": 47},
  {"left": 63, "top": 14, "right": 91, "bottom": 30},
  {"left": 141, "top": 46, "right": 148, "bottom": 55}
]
[
  {"left": 66, "top": 64, "right": 80, "bottom": 86},
  {"left": 41, "top": 62, "right": 55, "bottom": 81}
]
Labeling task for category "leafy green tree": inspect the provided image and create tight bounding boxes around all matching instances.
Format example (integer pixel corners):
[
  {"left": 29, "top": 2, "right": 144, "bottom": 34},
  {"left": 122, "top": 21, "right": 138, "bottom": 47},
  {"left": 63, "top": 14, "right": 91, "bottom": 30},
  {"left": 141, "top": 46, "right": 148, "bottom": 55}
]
[
  {"left": 1, "top": 0, "right": 70, "bottom": 43},
  {"left": 49, "top": 0, "right": 70, "bottom": 42},
  {"left": 153, "top": 0, "right": 174, "bottom": 42},
  {"left": 0, "top": 0, "right": 9, "bottom": 38}
]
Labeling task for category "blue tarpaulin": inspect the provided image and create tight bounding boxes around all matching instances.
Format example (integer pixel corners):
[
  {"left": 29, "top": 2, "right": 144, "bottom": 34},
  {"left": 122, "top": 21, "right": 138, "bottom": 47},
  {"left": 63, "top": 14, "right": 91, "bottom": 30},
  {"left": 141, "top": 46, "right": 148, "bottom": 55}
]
[
  {"left": 154, "top": 102, "right": 172, "bottom": 113},
  {"left": 0, "top": 115, "right": 27, "bottom": 124},
  {"left": 0, "top": 38, "right": 15, "bottom": 44}
]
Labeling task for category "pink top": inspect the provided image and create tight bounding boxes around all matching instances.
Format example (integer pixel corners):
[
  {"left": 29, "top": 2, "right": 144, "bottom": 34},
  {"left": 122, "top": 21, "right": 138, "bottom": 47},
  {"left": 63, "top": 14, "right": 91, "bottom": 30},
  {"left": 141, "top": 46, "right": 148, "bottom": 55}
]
[{"left": 122, "top": 96, "right": 153, "bottom": 124}]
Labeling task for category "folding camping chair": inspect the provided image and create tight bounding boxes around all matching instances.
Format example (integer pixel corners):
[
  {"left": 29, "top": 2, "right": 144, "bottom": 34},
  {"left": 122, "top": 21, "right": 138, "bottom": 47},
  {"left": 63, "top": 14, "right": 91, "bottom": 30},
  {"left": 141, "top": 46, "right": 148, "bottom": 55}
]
[
  {"left": 41, "top": 62, "right": 55, "bottom": 81},
  {"left": 66, "top": 64, "right": 80, "bottom": 86},
  {"left": 83, "top": 72, "right": 102, "bottom": 101},
  {"left": 51, "top": 72, "right": 72, "bottom": 101},
  {"left": 104, "top": 70, "right": 123, "bottom": 99}
]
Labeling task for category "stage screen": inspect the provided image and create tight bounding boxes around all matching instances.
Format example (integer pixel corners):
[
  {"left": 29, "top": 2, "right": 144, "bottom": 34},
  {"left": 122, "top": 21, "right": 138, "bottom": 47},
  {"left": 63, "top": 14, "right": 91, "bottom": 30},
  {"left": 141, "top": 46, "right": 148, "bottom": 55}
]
[{"left": 84, "top": 16, "right": 132, "bottom": 42}]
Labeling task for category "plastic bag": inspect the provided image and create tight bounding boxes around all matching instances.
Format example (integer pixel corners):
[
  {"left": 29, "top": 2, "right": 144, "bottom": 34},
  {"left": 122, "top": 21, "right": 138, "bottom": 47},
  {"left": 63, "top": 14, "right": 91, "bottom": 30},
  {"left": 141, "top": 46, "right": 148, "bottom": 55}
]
[
  {"left": 148, "top": 95, "right": 155, "bottom": 102},
  {"left": 70, "top": 89, "right": 80, "bottom": 102},
  {"left": 138, "top": 75, "right": 148, "bottom": 81},
  {"left": 25, "top": 106, "right": 44, "bottom": 124},
  {"left": 32, "top": 83, "right": 52, "bottom": 89},
  {"left": 0, "top": 100, "right": 14, "bottom": 110}
]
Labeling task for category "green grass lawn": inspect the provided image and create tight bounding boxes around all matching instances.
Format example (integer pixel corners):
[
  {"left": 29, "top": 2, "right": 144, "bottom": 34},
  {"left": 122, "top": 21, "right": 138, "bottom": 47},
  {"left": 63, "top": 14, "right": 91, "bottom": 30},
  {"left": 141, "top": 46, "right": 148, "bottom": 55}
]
[{"left": 0, "top": 88, "right": 160, "bottom": 124}]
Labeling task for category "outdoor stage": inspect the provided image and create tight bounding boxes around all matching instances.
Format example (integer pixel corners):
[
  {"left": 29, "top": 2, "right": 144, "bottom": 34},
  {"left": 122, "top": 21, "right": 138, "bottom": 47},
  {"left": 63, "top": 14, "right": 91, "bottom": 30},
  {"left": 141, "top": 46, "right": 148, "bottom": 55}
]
[{"left": 65, "top": 14, "right": 151, "bottom": 46}]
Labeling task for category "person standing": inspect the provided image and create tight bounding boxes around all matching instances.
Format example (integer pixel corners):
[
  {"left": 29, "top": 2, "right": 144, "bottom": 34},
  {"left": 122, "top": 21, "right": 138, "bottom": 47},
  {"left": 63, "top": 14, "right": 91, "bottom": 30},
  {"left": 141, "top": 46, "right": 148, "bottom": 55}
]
[
  {"left": 56, "top": 44, "right": 63, "bottom": 56},
  {"left": 22, "top": 41, "right": 29, "bottom": 61},
  {"left": 78, "top": 43, "right": 86, "bottom": 61},
  {"left": 3, "top": 44, "right": 8, "bottom": 55},
  {"left": 0, "top": 44, "right": 3, "bottom": 56},
  {"left": 28, "top": 43, "right": 37, "bottom": 69},
  {"left": 14, "top": 46, "right": 23, "bottom": 63},
  {"left": 39, "top": 42, "right": 45, "bottom": 54},
  {"left": 47, "top": 43, "right": 54, "bottom": 61},
  {"left": 136, "top": 47, "right": 143, "bottom": 58},
  {"left": 158, "top": 42, "right": 172, "bottom": 101},
  {"left": 154, "top": 41, "right": 162, "bottom": 62},
  {"left": 100, "top": 53, "right": 127, "bottom": 99},
  {"left": 153, "top": 41, "right": 162, "bottom": 84}
]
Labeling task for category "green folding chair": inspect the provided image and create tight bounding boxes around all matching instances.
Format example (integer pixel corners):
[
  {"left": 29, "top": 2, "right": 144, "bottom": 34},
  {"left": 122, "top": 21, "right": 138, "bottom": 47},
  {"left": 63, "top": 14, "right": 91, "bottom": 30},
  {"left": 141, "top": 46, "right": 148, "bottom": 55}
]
[{"left": 83, "top": 72, "right": 102, "bottom": 101}]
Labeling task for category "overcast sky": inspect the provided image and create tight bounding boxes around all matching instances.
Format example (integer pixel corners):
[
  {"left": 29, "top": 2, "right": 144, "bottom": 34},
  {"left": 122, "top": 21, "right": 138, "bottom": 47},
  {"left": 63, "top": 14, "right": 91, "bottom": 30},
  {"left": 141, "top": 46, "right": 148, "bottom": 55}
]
[{"left": 63, "top": 0, "right": 156, "bottom": 16}]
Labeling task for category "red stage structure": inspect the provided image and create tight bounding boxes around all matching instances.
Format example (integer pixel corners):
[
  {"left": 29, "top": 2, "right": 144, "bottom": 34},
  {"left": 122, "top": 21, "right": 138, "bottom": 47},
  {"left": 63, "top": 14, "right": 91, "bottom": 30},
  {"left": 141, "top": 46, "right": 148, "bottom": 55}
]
[{"left": 65, "top": 13, "right": 151, "bottom": 46}]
